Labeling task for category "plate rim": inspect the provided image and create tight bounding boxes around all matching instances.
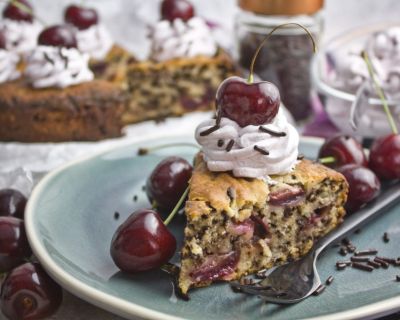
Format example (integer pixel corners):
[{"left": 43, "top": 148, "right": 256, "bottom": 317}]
[{"left": 25, "top": 133, "right": 400, "bottom": 320}]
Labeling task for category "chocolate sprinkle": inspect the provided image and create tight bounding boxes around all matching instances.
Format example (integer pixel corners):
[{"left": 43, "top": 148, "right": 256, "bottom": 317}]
[
  {"left": 217, "top": 139, "right": 224, "bottom": 147},
  {"left": 376, "top": 256, "right": 396, "bottom": 264},
  {"left": 313, "top": 284, "right": 326, "bottom": 296},
  {"left": 374, "top": 257, "right": 389, "bottom": 269},
  {"left": 367, "top": 260, "right": 381, "bottom": 269},
  {"left": 352, "top": 262, "right": 374, "bottom": 272},
  {"left": 351, "top": 256, "right": 370, "bottom": 263},
  {"left": 396, "top": 275, "right": 400, "bottom": 282},
  {"left": 133, "top": 195, "right": 138, "bottom": 202},
  {"left": 383, "top": 232, "right": 390, "bottom": 243},
  {"left": 254, "top": 145, "right": 269, "bottom": 155},
  {"left": 339, "top": 247, "right": 348, "bottom": 256},
  {"left": 336, "top": 263, "right": 347, "bottom": 270},
  {"left": 137, "top": 148, "right": 148, "bottom": 155},
  {"left": 200, "top": 125, "right": 220, "bottom": 136},
  {"left": 354, "top": 249, "right": 378, "bottom": 256},
  {"left": 325, "top": 276, "right": 334, "bottom": 285},
  {"left": 114, "top": 211, "right": 120, "bottom": 220},
  {"left": 337, "top": 260, "right": 352, "bottom": 266},
  {"left": 259, "top": 126, "right": 286, "bottom": 137},
  {"left": 226, "top": 139, "right": 234, "bottom": 152},
  {"left": 297, "top": 154, "right": 305, "bottom": 160}
]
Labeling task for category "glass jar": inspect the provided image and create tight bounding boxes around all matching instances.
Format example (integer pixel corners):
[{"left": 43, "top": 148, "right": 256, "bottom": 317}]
[{"left": 235, "top": 0, "right": 324, "bottom": 121}]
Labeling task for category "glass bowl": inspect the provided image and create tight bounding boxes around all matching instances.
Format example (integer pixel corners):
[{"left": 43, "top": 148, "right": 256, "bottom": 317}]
[{"left": 311, "top": 22, "right": 400, "bottom": 138}]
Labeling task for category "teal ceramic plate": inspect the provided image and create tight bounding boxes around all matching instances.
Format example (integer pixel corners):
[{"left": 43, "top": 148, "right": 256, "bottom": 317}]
[{"left": 26, "top": 135, "right": 400, "bottom": 320}]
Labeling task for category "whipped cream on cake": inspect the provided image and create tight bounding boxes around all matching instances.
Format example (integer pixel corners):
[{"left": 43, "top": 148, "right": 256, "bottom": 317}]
[
  {"left": 25, "top": 46, "right": 94, "bottom": 88},
  {"left": 0, "top": 49, "right": 20, "bottom": 83},
  {"left": 149, "top": 17, "right": 217, "bottom": 62},
  {"left": 75, "top": 24, "right": 113, "bottom": 60},
  {"left": 196, "top": 108, "right": 299, "bottom": 179},
  {"left": 0, "top": 19, "right": 42, "bottom": 55}
]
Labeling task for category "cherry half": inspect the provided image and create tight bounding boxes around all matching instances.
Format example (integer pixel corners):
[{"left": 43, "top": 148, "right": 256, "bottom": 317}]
[
  {"left": 369, "top": 133, "right": 400, "bottom": 180},
  {"left": 2, "top": 0, "right": 33, "bottom": 23},
  {"left": 319, "top": 135, "right": 367, "bottom": 168},
  {"left": 216, "top": 76, "right": 280, "bottom": 127},
  {"left": 38, "top": 25, "right": 77, "bottom": 49},
  {"left": 0, "top": 30, "right": 6, "bottom": 50},
  {"left": 337, "top": 164, "right": 381, "bottom": 213},
  {"left": 0, "top": 188, "right": 27, "bottom": 219},
  {"left": 0, "top": 216, "right": 31, "bottom": 273},
  {"left": 65, "top": 5, "right": 98, "bottom": 30},
  {"left": 161, "top": 0, "right": 194, "bottom": 22},
  {"left": 0, "top": 262, "right": 63, "bottom": 320},
  {"left": 146, "top": 156, "right": 192, "bottom": 213},
  {"left": 110, "top": 209, "right": 176, "bottom": 273}
]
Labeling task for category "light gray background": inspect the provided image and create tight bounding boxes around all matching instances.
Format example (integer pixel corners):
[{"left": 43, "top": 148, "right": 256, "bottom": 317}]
[{"left": 1, "top": 0, "right": 399, "bottom": 319}]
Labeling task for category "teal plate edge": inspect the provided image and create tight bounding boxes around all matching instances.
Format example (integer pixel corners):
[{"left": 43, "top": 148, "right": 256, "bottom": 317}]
[{"left": 25, "top": 134, "right": 400, "bottom": 320}]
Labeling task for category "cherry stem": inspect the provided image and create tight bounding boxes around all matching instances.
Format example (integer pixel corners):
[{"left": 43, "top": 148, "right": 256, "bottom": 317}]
[
  {"left": 8, "top": 0, "right": 46, "bottom": 26},
  {"left": 137, "top": 143, "right": 199, "bottom": 156},
  {"left": 248, "top": 22, "right": 317, "bottom": 84},
  {"left": 361, "top": 51, "right": 398, "bottom": 135},
  {"left": 319, "top": 156, "right": 336, "bottom": 164},
  {"left": 164, "top": 186, "right": 189, "bottom": 226}
]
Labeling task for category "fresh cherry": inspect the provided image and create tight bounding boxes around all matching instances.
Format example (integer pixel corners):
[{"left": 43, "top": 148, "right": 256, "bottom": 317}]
[
  {"left": 146, "top": 156, "right": 192, "bottom": 213},
  {"left": 38, "top": 25, "right": 77, "bottom": 49},
  {"left": 2, "top": 0, "right": 33, "bottom": 23},
  {"left": 110, "top": 209, "right": 176, "bottom": 273},
  {"left": 369, "top": 133, "right": 400, "bottom": 180},
  {"left": 161, "top": 0, "right": 194, "bottom": 22},
  {"left": 337, "top": 164, "right": 381, "bottom": 213},
  {"left": 0, "top": 30, "right": 6, "bottom": 50},
  {"left": 64, "top": 5, "right": 98, "bottom": 30},
  {"left": 0, "top": 262, "right": 63, "bottom": 320},
  {"left": 0, "top": 189, "right": 27, "bottom": 219},
  {"left": 216, "top": 76, "right": 280, "bottom": 127},
  {"left": 0, "top": 217, "right": 31, "bottom": 273},
  {"left": 318, "top": 135, "right": 367, "bottom": 168}
]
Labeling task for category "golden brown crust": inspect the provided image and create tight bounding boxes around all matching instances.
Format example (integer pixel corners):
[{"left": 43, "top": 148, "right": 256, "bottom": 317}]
[{"left": 0, "top": 79, "right": 126, "bottom": 142}]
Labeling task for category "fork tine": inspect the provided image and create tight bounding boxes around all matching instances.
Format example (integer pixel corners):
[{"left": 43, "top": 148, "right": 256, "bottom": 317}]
[{"left": 231, "top": 282, "right": 274, "bottom": 295}]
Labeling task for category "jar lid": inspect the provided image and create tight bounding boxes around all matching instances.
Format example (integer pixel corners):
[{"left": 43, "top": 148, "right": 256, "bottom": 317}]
[{"left": 239, "top": 0, "right": 324, "bottom": 15}]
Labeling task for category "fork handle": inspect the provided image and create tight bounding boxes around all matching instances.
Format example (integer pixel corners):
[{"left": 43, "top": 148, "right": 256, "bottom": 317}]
[{"left": 314, "top": 182, "right": 400, "bottom": 257}]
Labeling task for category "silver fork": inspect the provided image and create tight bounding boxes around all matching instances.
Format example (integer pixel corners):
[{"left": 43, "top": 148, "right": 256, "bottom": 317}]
[{"left": 232, "top": 182, "right": 400, "bottom": 304}]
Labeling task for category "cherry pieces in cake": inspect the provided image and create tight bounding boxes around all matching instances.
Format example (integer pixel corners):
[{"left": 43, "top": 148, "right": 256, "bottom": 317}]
[
  {"left": 161, "top": 0, "right": 195, "bottom": 22},
  {"left": 319, "top": 135, "right": 368, "bottom": 168},
  {"left": 0, "top": 262, "right": 62, "bottom": 320},
  {"left": 369, "top": 133, "right": 400, "bottom": 180},
  {"left": 216, "top": 76, "right": 280, "bottom": 127},
  {"left": 0, "top": 188, "right": 27, "bottom": 219},
  {"left": 0, "top": 216, "right": 32, "bottom": 273},
  {"left": 337, "top": 164, "right": 381, "bottom": 213},
  {"left": 0, "top": 30, "right": 6, "bottom": 49},
  {"left": 2, "top": 0, "right": 33, "bottom": 22},
  {"left": 110, "top": 209, "right": 177, "bottom": 273},
  {"left": 65, "top": 5, "right": 99, "bottom": 30},
  {"left": 146, "top": 156, "right": 192, "bottom": 213},
  {"left": 38, "top": 25, "right": 77, "bottom": 49}
]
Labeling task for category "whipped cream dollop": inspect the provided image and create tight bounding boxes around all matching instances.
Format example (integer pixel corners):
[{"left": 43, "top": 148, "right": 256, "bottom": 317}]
[
  {"left": 0, "top": 49, "right": 20, "bottom": 83},
  {"left": 149, "top": 17, "right": 217, "bottom": 62},
  {"left": 0, "top": 19, "right": 42, "bottom": 55},
  {"left": 195, "top": 108, "right": 299, "bottom": 179},
  {"left": 75, "top": 24, "right": 113, "bottom": 60},
  {"left": 24, "top": 45, "right": 94, "bottom": 88}
]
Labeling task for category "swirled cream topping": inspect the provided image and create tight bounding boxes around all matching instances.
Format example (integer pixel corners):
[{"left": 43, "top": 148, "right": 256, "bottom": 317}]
[
  {"left": 149, "top": 17, "right": 217, "bottom": 62},
  {"left": 195, "top": 109, "right": 299, "bottom": 179},
  {"left": 24, "top": 45, "right": 94, "bottom": 88},
  {"left": 0, "top": 19, "right": 42, "bottom": 54},
  {"left": 0, "top": 49, "right": 20, "bottom": 83},
  {"left": 75, "top": 24, "right": 113, "bottom": 60}
]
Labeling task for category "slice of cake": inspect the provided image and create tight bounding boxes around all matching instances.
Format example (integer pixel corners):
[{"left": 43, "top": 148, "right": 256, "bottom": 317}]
[{"left": 179, "top": 155, "right": 348, "bottom": 294}]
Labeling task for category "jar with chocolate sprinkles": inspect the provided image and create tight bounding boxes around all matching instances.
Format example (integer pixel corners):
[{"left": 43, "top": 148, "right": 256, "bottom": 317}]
[{"left": 235, "top": 0, "right": 324, "bottom": 121}]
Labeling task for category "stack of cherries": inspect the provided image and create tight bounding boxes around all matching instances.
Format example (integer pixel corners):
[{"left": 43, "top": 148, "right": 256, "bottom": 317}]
[
  {"left": 0, "top": 188, "right": 62, "bottom": 320},
  {"left": 318, "top": 133, "right": 400, "bottom": 213}
]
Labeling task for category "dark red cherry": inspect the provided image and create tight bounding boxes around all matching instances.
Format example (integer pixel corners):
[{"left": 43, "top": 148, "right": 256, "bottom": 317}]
[
  {"left": 0, "top": 189, "right": 27, "bottom": 219},
  {"left": 161, "top": 0, "right": 195, "bottom": 22},
  {"left": 0, "top": 262, "right": 62, "bottom": 320},
  {"left": 369, "top": 133, "right": 400, "bottom": 180},
  {"left": 319, "top": 135, "right": 367, "bottom": 168},
  {"left": 0, "top": 30, "right": 6, "bottom": 50},
  {"left": 216, "top": 76, "right": 280, "bottom": 127},
  {"left": 64, "top": 5, "right": 98, "bottom": 30},
  {"left": 146, "top": 156, "right": 192, "bottom": 213},
  {"left": 338, "top": 164, "right": 381, "bottom": 213},
  {"left": 0, "top": 217, "right": 31, "bottom": 273},
  {"left": 2, "top": 0, "right": 33, "bottom": 23},
  {"left": 110, "top": 209, "right": 176, "bottom": 273},
  {"left": 38, "top": 25, "right": 77, "bottom": 49}
]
